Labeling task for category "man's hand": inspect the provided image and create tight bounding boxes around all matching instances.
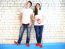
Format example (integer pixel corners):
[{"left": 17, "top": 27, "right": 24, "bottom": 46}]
[
  {"left": 28, "top": 23, "right": 32, "bottom": 27},
  {"left": 20, "top": 22, "right": 22, "bottom": 26}
]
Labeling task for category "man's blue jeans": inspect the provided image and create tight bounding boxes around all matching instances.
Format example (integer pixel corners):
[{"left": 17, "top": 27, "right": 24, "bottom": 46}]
[{"left": 18, "top": 24, "right": 31, "bottom": 44}]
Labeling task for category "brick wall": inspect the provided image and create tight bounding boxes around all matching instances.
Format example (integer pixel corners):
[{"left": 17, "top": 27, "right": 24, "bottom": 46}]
[{"left": 0, "top": 0, "right": 65, "bottom": 44}]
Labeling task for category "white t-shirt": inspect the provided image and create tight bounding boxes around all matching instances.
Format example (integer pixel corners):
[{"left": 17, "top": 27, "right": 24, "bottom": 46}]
[
  {"left": 34, "top": 10, "right": 44, "bottom": 26},
  {"left": 21, "top": 7, "right": 33, "bottom": 24}
]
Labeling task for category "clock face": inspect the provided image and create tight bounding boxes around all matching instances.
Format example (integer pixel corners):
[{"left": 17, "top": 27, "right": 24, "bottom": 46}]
[{"left": 37, "top": 19, "right": 41, "bottom": 24}]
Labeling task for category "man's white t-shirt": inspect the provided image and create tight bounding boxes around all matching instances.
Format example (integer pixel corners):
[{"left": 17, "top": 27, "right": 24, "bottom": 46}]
[
  {"left": 21, "top": 7, "right": 33, "bottom": 24},
  {"left": 34, "top": 10, "right": 44, "bottom": 26}
]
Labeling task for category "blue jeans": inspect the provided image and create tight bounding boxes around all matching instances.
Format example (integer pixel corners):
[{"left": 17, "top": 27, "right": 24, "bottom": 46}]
[
  {"left": 34, "top": 25, "right": 43, "bottom": 43},
  {"left": 18, "top": 24, "right": 31, "bottom": 44}
]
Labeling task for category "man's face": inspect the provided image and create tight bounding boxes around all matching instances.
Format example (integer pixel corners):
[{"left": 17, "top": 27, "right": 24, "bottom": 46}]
[{"left": 25, "top": 2, "right": 31, "bottom": 8}]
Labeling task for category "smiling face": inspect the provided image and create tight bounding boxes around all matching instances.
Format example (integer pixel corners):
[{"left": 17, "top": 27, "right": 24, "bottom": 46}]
[
  {"left": 35, "top": 3, "right": 41, "bottom": 10},
  {"left": 25, "top": 1, "right": 32, "bottom": 8}
]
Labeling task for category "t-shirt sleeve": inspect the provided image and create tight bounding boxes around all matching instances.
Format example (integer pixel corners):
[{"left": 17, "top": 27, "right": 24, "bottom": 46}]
[{"left": 41, "top": 11, "right": 45, "bottom": 19}]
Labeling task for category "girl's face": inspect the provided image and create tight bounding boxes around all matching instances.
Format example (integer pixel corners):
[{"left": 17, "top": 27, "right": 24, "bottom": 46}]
[{"left": 36, "top": 3, "right": 41, "bottom": 10}]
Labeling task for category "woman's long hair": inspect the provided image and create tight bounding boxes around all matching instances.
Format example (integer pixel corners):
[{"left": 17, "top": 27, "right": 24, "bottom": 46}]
[{"left": 34, "top": 3, "right": 41, "bottom": 15}]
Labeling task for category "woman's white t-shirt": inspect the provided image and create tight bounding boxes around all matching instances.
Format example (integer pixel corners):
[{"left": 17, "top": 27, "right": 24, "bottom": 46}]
[
  {"left": 21, "top": 7, "right": 33, "bottom": 24},
  {"left": 34, "top": 10, "right": 44, "bottom": 26}
]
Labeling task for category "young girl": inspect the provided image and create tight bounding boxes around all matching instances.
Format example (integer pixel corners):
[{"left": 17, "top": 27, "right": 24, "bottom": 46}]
[{"left": 34, "top": 3, "right": 44, "bottom": 48}]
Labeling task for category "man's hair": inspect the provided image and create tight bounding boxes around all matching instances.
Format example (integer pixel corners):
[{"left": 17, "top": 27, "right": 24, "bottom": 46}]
[{"left": 28, "top": 1, "right": 32, "bottom": 6}]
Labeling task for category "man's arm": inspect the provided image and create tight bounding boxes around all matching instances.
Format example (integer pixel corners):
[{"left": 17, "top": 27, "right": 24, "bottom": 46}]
[
  {"left": 29, "top": 13, "right": 34, "bottom": 27},
  {"left": 30, "top": 13, "right": 34, "bottom": 24},
  {"left": 19, "top": 13, "right": 22, "bottom": 23},
  {"left": 17, "top": 12, "right": 23, "bottom": 25}
]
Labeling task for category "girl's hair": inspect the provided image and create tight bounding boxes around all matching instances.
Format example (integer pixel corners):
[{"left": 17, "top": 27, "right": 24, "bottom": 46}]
[{"left": 34, "top": 3, "right": 41, "bottom": 15}]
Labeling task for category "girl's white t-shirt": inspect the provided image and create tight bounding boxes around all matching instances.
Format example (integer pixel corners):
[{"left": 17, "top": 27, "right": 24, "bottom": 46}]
[
  {"left": 21, "top": 7, "right": 33, "bottom": 24},
  {"left": 34, "top": 10, "right": 44, "bottom": 26}
]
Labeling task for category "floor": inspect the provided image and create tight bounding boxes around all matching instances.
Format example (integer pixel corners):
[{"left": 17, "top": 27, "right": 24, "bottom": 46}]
[{"left": 0, "top": 43, "right": 65, "bottom": 49}]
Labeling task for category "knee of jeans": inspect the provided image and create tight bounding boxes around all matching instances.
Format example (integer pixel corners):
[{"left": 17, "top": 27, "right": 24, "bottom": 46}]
[
  {"left": 39, "top": 35, "right": 42, "bottom": 37},
  {"left": 27, "top": 29, "right": 31, "bottom": 33},
  {"left": 28, "top": 27, "right": 31, "bottom": 30},
  {"left": 27, "top": 34, "right": 30, "bottom": 38}
]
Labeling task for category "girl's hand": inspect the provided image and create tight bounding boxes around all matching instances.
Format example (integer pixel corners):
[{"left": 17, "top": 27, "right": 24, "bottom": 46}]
[{"left": 37, "top": 19, "right": 41, "bottom": 24}]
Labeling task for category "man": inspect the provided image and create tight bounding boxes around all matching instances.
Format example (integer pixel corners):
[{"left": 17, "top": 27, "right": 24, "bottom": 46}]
[{"left": 14, "top": 1, "right": 33, "bottom": 47}]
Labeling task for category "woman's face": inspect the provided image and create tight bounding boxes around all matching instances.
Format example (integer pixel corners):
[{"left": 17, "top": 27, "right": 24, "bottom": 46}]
[{"left": 36, "top": 3, "right": 41, "bottom": 10}]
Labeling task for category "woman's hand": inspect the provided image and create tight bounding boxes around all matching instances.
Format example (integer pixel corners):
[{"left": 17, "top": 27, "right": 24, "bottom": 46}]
[{"left": 37, "top": 19, "right": 41, "bottom": 24}]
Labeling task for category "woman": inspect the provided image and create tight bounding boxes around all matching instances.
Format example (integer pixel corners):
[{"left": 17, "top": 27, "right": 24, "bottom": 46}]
[{"left": 34, "top": 3, "right": 44, "bottom": 48}]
